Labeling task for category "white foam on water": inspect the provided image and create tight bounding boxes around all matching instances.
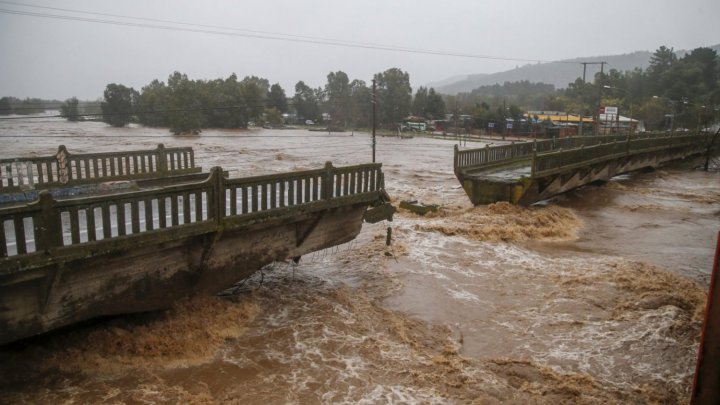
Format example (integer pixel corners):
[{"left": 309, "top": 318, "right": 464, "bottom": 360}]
[
  {"left": 351, "top": 384, "right": 446, "bottom": 405},
  {"left": 386, "top": 211, "right": 701, "bottom": 393},
  {"left": 444, "top": 289, "right": 480, "bottom": 306}
]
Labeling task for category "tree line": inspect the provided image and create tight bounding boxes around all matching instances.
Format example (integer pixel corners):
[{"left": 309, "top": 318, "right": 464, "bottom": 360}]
[
  {"left": 81, "top": 68, "right": 446, "bottom": 134},
  {"left": 21, "top": 45, "right": 719, "bottom": 133},
  {"left": 0, "top": 96, "right": 101, "bottom": 118},
  {"left": 0, "top": 97, "right": 61, "bottom": 115}
]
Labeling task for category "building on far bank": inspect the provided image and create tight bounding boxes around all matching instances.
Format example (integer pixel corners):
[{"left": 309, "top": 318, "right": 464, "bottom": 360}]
[
  {"left": 598, "top": 113, "right": 644, "bottom": 133},
  {"left": 526, "top": 111, "right": 644, "bottom": 136}
]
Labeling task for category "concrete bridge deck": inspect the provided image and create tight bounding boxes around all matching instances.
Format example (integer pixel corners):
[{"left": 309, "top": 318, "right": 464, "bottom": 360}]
[
  {"left": 454, "top": 132, "right": 717, "bottom": 205},
  {"left": 0, "top": 146, "right": 394, "bottom": 344}
]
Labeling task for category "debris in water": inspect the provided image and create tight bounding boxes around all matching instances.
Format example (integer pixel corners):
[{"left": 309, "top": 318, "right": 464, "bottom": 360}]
[{"left": 399, "top": 200, "right": 440, "bottom": 216}]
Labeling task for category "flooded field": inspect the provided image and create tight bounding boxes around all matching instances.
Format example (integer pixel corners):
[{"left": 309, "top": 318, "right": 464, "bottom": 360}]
[{"left": 1, "top": 116, "right": 718, "bottom": 403}]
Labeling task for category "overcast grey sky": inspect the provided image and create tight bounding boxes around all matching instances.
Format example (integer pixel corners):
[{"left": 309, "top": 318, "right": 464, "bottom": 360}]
[{"left": 1, "top": 0, "right": 719, "bottom": 100}]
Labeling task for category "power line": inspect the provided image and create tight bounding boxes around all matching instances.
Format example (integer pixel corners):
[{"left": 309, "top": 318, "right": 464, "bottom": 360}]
[
  {"left": 0, "top": 0, "right": 448, "bottom": 54},
  {"left": 0, "top": 3, "right": 576, "bottom": 65}
]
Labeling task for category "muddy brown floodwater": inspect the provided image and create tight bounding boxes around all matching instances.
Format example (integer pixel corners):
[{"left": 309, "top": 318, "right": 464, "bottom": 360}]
[{"left": 0, "top": 115, "right": 718, "bottom": 404}]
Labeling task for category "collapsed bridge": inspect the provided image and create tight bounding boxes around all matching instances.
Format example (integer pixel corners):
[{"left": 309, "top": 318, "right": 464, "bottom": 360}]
[
  {"left": 0, "top": 145, "right": 394, "bottom": 345},
  {"left": 454, "top": 132, "right": 716, "bottom": 205}
]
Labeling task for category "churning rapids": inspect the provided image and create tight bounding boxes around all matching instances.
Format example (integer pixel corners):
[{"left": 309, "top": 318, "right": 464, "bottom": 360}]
[{"left": 1, "top": 115, "right": 718, "bottom": 404}]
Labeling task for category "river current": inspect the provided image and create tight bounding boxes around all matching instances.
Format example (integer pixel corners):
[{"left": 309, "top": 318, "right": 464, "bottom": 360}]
[{"left": 0, "top": 116, "right": 718, "bottom": 404}]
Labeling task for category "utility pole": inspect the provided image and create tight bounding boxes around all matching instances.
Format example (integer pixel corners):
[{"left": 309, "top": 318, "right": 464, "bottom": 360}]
[
  {"left": 372, "top": 79, "right": 376, "bottom": 163},
  {"left": 579, "top": 62, "right": 588, "bottom": 136},
  {"left": 577, "top": 62, "right": 605, "bottom": 136},
  {"left": 595, "top": 61, "right": 606, "bottom": 135}
]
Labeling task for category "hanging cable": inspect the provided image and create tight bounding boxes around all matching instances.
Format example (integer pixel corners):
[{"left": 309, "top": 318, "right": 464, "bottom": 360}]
[{"left": 0, "top": 3, "right": 576, "bottom": 65}]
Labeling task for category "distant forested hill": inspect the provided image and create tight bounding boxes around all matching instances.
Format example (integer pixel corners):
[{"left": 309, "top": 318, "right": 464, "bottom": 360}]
[{"left": 432, "top": 44, "right": 720, "bottom": 94}]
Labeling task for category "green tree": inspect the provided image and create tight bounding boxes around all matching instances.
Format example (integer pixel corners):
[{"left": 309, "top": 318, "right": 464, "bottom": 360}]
[
  {"left": 293, "top": 81, "right": 320, "bottom": 122},
  {"left": 648, "top": 46, "right": 677, "bottom": 78},
  {"left": 348, "top": 79, "right": 372, "bottom": 128},
  {"left": 426, "top": 88, "right": 446, "bottom": 119},
  {"left": 647, "top": 46, "right": 678, "bottom": 97},
  {"left": 412, "top": 86, "right": 446, "bottom": 120},
  {"left": 0, "top": 97, "right": 13, "bottom": 115},
  {"left": 563, "top": 77, "right": 596, "bottom": 114},
  {"left": 325, "top": 71, "right": 351, "bottom": 127},
  {"left": 264, "top": 107, "right": 284, "bottom": 127},
  {"left": 137, "top": 79, "right": 170, "bottom": 127},
  {"left": 374, "top": 68, "right": 412, "bottom": 125},
  {"left": 239, "top": 76, "right": 269, "bottom": 123},
  {"left": 7, "top": 97, "right": 47, "bottom": 115},
  {"left": 165, "top": 72, "right": 205, "bottom": 134},
  {"left": 412, "top": 87, "right": 428, "bottom": 117},
  {"left": 205, "top": 74, "right": 249, "bottom": 128},
  {"left": 101, "top": 83, "right": 137, "bottom": 127},
  {"left": 636, "top": 97, "right": 668, "bottom": 130},
  {"left": 507, "top": 104, "right": 523, "bottom": 120},
  {"left": 471, "top": 102, "right": 492, "bottom": 130},
  {"left": 267, "top": 83, "right": 288, "bottom": 113},
  {"left": 60, "top": 97, "right": 80, "bottom": 121},
  {"left": 679, "top": 47, "right": 718, "bottom": 97}
]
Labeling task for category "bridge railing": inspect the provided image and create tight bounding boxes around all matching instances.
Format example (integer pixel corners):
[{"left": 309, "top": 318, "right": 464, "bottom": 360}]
[
  {"left": 532, "top": 142, "right": 627, "bottom": 176},
  {"left": 222, "top": 162, "right": 384, "bottom": 217},
  {"left": 0, "top": 162, "right": 385, "bottom": 260},
  {"left": 0, "top": 144, "right": 200, "bottom": 192},
  {"left": 532, "top": 133, "right": 708, "bottom": 177},
  {"left": 454, "top": 142, "right": 534, "bottom": 170},
  {"left": 454, "top": 133, "right": 665, "bottom": 173}
]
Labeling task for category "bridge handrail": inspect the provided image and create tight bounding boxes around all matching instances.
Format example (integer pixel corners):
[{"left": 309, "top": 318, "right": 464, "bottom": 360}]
[
  {"left": 222, "top": 162, "right": 384, "bottom": 216},
  {"left": 0, "top": 144, "right": 199, "bottom": 192},
  {"left": 532, "top": 134, "right": 708, "bottom": 177},
  {"left": 453, "top": 133, "right": 667, "bottom": 172},
  {"left": 0, "top": 162, "right": 385, "bottom": 264}
]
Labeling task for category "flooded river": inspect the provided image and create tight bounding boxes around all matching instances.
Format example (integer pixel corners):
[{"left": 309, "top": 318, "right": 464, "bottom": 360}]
[{"left": 1, "top": 116, "right": 718, "bottom": 403}]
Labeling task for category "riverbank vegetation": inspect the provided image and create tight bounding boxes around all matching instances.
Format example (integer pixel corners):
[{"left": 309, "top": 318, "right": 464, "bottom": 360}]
[
  {"left": 91, "top": 68, "right": 445, "bottom": 134},
  {"left": 0, "top": 97, "right": 62, "bottom": 115}
]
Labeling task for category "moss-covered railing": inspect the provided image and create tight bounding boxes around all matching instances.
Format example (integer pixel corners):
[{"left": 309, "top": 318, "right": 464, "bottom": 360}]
[
  {"left": 0, "top": 144, "right": 199, "bottom": 192},
  {"left": 531, "top": 133, "right": 709, "bottom": 177},
  {"left": 0, "top": 162, "right": 386, "bottom": 269}
]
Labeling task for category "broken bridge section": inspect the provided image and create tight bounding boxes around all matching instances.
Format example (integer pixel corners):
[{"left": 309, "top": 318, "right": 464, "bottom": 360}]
[
  {"left": 454, "top": 132, "right": 716, "bottom": 205},
  {"left": 0, "top": 159, "right": 394, "bottom": 345}
]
